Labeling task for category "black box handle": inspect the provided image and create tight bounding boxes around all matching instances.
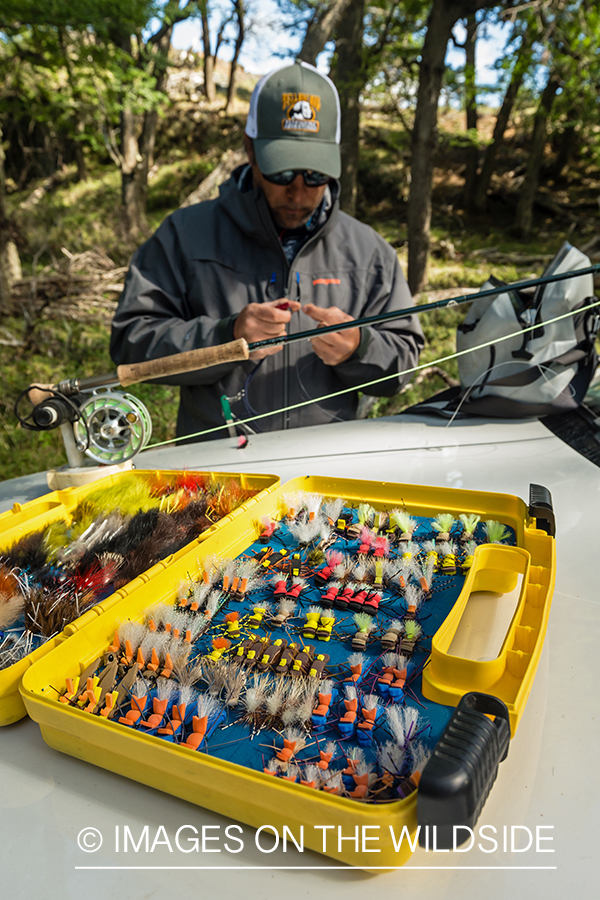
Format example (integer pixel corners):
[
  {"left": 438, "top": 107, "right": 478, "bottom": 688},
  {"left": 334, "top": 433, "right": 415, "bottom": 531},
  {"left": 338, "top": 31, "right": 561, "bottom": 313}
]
[
  {"left": 417, "top": 692, "right": 511, "bottom": 849},
  {"left": 528, "top": 483, "right": 555, "bottom": 537}
]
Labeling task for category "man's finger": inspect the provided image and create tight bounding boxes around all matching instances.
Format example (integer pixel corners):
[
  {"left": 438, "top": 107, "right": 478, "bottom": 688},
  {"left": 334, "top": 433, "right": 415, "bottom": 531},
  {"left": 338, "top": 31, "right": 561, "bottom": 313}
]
[
  {"left": 256, "top": 324, "right": 289, "bottom": 337},
  {"left": 253, "top": 308, "right": 291, "bottom": 324},
  {"left": 274, "top": 299, "right": 302, "bottom": 312},
  {"left": 302, "top": 303, "right": 353, "bottom": 325},
  {"left": 254, "top": 303, "right": 299, "bottom": 323},
  {"left": 302, "top": 303, "right": 329, "bottom": 323},
  {"left": 249, "top": 344, "right": 284, "bottom": 360},
  {"left": 311, "top": 332, "right": 342, "bottom": 348}
]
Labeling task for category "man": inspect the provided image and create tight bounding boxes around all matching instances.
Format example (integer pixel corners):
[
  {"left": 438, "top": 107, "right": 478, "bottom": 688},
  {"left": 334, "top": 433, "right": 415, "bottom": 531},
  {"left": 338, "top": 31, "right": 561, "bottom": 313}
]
[{"left": 110, "top": 61, "right": 424, "bottom": 441}]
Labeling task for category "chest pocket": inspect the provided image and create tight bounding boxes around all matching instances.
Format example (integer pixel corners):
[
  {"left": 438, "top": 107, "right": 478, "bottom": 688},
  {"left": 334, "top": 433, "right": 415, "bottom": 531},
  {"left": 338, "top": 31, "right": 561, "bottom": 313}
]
[{"left": 185, "top": 257, "right": 283, "bottom": 318}]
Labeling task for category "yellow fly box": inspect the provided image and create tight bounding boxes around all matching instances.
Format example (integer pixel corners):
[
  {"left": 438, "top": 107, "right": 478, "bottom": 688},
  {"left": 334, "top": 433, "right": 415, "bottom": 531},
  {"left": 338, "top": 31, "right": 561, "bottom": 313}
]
[
  {"left": 19, "top": 476, "right": 555, "bottom": 868},
  {"left": 0, "top": 468, "right": 278, "bottom": 725}
]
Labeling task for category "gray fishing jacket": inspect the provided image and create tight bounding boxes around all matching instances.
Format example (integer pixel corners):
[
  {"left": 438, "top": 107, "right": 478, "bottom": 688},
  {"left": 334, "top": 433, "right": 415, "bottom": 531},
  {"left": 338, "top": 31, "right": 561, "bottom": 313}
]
[{"left": 110, "top": 169, "right": 424, "bottom": 440}]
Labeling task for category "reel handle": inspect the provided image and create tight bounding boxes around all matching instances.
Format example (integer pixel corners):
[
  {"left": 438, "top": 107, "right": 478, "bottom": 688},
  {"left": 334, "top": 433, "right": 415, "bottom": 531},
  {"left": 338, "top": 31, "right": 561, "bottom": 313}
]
[{"left": 117, "top": 338, "right": 250, "bottom": 387}]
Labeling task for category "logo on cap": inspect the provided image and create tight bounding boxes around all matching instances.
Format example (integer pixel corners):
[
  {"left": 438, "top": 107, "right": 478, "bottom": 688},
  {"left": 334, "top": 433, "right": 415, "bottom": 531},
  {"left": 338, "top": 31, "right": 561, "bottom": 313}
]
[{"left": 281, "top": 92, "right": 321, "bottom": 134}]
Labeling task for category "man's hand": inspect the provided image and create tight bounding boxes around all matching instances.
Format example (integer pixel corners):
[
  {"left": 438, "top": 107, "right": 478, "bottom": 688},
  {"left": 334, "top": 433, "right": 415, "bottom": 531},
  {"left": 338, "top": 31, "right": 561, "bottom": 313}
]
[
  {"left": 302, "top": 304, "right": 361, "bottom": 366},
  {"left": 234, "top": 299, "right": 301, "bottom": 359}
]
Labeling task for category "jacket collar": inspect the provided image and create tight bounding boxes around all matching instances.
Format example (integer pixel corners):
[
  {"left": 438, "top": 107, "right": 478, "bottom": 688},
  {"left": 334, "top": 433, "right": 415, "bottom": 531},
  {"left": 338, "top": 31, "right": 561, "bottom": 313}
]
[{"left": 217, "top": 164, "right": 340, "bottom": 250}]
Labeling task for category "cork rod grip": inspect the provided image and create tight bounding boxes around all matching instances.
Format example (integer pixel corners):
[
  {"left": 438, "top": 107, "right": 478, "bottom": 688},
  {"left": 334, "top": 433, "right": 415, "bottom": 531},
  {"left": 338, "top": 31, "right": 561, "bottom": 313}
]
[{"left": 116, "top": 339, "right": 250, "bottom": 387}]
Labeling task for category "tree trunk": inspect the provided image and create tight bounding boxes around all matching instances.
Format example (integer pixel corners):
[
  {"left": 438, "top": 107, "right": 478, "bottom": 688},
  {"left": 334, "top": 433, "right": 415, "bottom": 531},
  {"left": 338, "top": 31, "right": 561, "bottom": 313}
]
[
  {"left": 137, "top": 28, "right": 174, "bottom": 218},
  {"left": 472, "top": 28, "right": 531, "bottom": 211},
  {"left": 472, "top": 68, "right": 524, "bottom": 211},
  {"left": 73, "top": 135, "right": 87, "bottom": 182},
  {"left": 514, "top": 69, "right": 561, "bottom": 239},
  {"left": 407, "top": 0, "right": 458, "bottom": 293},
  {"left": 118, "top": 23, "right": 176, "bottom": 239},
  {"left": 120, "top": 105, "right": 146, "bottom": 237},
  {"left": 0, "top": 123, "right": 22, "bottom": 311},
  {"left": 201, "top": 10, "right": 216, "bottom": 102},
  {"left": 298, "top": 0, "right": 355, "bottom": 65},
  {"left": 462, "top": 14, "right": 478, "bottom": 208},
  {"left": 225, "top": 0, "right": 245, "bottom": 113},
  {"left": 109, "top": 26, "right": 146, "bottom": 238},
  {"left": 58, "top": 28, "right": 88, "bottom": 182},
  {"left": 330, "top": 0, "right": 364, "bottom": 215},
  {"left": 408, "top": 0, "right": 499, "bottom": 292},
  {"left": 138, "top": 108, "right": 158, "bottom": 216},
  {"left": 552, "top": 113, "right": 577, "bottom": 179},
  {"left": 110, "top": 12, "right": 191, "bottom": 238}
]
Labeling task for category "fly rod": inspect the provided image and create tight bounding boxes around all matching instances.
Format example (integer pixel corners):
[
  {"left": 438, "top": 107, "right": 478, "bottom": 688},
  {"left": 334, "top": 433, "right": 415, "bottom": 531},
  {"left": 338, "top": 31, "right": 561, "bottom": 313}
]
[
  {"left": 249, "top": 261, "right": 600, "bottom": 352},
  {"left": 25, "top": 262, "right": 600, "bottom": 403}
]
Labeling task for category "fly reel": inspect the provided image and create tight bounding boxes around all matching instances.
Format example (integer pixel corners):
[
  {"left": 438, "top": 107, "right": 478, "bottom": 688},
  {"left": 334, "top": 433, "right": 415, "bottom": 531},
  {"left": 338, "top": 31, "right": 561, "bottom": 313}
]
[
  {"left": 15, "top": 382, "right": 153, "bottom": 469},
  {"left": 72, "top": 389, "right": 152, "bottom": 464}
]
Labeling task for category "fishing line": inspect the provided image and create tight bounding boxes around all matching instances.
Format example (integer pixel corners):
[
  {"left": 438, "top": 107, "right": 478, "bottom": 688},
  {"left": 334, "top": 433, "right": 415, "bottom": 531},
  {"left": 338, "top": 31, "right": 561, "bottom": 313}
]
[
  {"left": 145, "top": 298, "right": 600, "bottom": 450},
  {"left": 444, "top": 359, "right": 576, "bottom": 427},
  {"left": 294, "top": 355, "right": 349, "bottom": 425}
]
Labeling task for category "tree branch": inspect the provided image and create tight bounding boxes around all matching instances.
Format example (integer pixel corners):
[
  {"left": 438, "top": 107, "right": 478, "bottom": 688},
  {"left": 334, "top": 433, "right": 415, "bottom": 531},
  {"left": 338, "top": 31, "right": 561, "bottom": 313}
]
[
  {"left": 147, "top": 0, "right": 197, "bottom": 47},
  {"left": 298, "top": 0, "right": 354, "bottom": 65}
]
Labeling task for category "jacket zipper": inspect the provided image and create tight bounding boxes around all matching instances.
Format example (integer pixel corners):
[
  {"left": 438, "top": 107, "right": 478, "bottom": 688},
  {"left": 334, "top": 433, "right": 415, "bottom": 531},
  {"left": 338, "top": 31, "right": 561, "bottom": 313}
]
[
  {"left": 256, "top": 193, "right": 332, "bottom": 430},
  {"left": 281, "top": 225, "right": 336, "bottom": 429}
]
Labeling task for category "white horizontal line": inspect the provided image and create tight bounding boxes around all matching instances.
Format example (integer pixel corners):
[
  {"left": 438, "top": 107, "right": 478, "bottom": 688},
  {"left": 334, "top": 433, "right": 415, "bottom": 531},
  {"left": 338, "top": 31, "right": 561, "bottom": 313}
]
[{"left": 74, "top": 866, "right": 558, "bottom": 871}]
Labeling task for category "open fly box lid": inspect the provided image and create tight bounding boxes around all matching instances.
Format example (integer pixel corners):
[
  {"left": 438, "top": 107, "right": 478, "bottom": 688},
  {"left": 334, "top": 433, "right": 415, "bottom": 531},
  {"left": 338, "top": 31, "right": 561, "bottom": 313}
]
[
  {"left": 19, "top": 475, "right": 555, "bottom": 868},
  {"left": 0, "top": 468, "right": 279, "bottom": 725}
]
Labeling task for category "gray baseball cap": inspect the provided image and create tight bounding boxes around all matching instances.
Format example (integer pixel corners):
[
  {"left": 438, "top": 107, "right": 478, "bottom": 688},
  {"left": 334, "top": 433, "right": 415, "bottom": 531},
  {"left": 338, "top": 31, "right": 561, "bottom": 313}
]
[{"left": 245, "top": 61, "right": 341, "bottom": 179}]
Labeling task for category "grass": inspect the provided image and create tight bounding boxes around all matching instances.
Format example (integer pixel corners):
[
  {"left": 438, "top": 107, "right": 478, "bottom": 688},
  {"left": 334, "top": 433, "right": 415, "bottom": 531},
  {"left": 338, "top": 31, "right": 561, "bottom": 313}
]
[{"left": 10, "top": 167, "right": 126, "bottom": 267}]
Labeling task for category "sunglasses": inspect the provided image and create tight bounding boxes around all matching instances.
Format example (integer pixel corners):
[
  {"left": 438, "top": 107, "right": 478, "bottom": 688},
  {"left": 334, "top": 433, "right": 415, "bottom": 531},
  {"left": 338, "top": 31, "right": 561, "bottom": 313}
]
[{"left": 261, "top": 169, "right": 330, "bottom": 187}]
